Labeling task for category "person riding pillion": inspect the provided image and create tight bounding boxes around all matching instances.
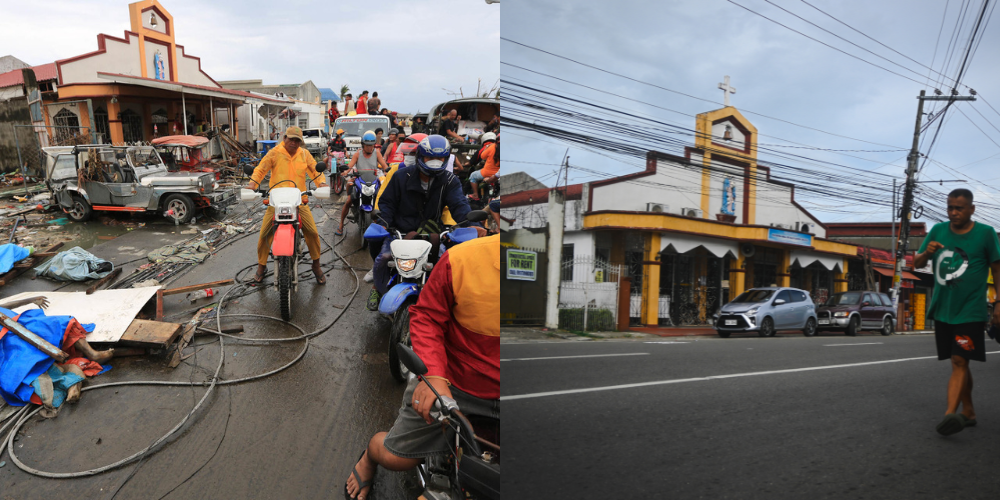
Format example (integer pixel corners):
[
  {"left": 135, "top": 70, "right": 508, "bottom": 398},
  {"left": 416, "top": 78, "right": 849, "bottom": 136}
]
[
  {"left": 367, "top": 134, "right": 479, "bottom": 310},
  {"left": 249, "top": 126, "right": 329, "bottom": 285},
  {"left": 337, "top": 130, "right": 389, "bottom": 236}
]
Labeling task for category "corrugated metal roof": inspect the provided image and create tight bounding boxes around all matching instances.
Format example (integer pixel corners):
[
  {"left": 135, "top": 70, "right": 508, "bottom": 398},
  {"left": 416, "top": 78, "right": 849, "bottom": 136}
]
[{"left": 0, "top": 63, "right": 57, "bottom": 89}]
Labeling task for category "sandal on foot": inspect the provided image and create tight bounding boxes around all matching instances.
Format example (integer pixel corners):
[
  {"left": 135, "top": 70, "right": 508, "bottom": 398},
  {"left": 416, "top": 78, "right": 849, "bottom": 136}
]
[
  {"left": 965, "top": 416, "right": 978, "bottom": 427},
  {"left": 344, "top": 450, "right": 374, "bottom": 500},
  {"left": 312, "top": 265, "right": 327, "bottom": 285},
  {"left": 250, "top": 269, "right": 266, "bottom": 285},
  {"left": 367, "top": 289, "right": 381, "bottom": 311},
  {"left": 936, "top": 413, "right": 967, "bottom": 436},
  {"left": 335, "top": 228, "right": 344, "bottom": 236}
]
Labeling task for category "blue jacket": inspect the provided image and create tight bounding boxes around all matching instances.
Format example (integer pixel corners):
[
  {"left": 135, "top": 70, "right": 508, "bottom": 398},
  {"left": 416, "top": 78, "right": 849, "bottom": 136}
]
[{"left": 377, "top": 166, "right": 472, "bottom": 233}]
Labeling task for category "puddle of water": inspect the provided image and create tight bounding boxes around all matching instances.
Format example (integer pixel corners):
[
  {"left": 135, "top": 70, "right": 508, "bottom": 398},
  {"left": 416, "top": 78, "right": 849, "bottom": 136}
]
[{"left": 55, "top": 222, "right": 133, "bottom": 251}]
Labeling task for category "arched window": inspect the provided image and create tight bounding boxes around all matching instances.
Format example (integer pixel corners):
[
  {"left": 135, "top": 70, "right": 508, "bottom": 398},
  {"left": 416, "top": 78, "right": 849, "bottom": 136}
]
[
  {"left": 53, "top": 108, "right": 80, "bottom": 143},
  {"left": 93, "top": 107, "right": 110, "bottom": 143},
  {"left": 120, "top": 109, "right": 144, "bottom": 143}
]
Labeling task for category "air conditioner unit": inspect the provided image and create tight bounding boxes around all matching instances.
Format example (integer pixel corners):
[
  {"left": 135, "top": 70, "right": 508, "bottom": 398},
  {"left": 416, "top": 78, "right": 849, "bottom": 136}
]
[
  {"left": 740, "top": 243, "right": 756, "bottom": 258},
  {"left": 773, "top": 223, "right": 791, "bottom": 229},
  {"left": 681, "top": 208, "right": 702, "bottom": 218},
  {"left": 798, "top": 222, "right": 812, "bottom": 234},
  {"left": 646, "top": 203, "right": 669, "bottom": 213}
]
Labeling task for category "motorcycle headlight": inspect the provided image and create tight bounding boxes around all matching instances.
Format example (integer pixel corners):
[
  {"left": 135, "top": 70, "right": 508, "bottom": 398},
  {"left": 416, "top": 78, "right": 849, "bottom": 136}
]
[
  {"left": 396, "top": 259, "right": 416, "bottom": 272},
  {"left": 279, "top": 207, "right": 291, "bottom": 215},
  {"left": 834, "top": 312, "right": 849, "bottom": 317},
  {"left": 362, "top": 184, "right": 376, "bottom": 196},
  {"left": 746, "top": 307, "right": 759, "bottom": 316}
]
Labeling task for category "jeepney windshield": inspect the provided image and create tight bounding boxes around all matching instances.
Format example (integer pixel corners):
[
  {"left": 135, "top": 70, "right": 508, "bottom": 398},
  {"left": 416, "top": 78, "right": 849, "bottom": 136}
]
[
  {"left": 126, "top": 147, "right": 163, "bottom": 168},
  {"left": 333, "top": 117, "right": 390, "bottom": 137}
]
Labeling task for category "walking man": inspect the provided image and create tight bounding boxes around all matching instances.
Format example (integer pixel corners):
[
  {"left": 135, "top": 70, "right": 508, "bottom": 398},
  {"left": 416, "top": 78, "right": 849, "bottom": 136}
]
[{"left": 914, "top": 188, "right": 1000, "bottom": 435}]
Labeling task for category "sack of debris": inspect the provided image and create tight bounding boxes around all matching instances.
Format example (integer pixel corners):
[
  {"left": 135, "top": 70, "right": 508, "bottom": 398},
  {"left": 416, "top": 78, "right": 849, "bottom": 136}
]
[{"left": 33, "top": 247, "right": 114, "bottom": 281}]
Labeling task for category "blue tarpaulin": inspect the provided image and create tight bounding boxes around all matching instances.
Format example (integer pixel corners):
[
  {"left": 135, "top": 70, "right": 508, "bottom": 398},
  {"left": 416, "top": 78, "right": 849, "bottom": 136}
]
[
  {"left": 0, "top": 244, "right": 30, "bottom": 274},
  {"left": 0, "top": 307, "right": 96, "bottom": 406}
]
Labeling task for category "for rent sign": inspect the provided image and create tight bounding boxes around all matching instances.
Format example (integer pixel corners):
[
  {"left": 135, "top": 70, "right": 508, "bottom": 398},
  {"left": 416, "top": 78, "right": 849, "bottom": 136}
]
[{"left": 506, "top": 250, "right": 537, "bottom": 281}]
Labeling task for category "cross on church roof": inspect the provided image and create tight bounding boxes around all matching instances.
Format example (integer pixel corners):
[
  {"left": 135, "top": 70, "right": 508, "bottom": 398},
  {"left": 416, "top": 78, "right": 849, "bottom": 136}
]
[{"left": 718, "top": 75, "right": 736, "bottom": 107}]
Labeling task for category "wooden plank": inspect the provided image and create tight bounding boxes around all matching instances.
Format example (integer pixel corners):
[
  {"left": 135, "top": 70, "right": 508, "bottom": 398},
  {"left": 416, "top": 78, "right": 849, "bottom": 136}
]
[
  {"left": 118, "top": 319, "right": 183, "bottom": 348},
  {"left": 0, "top": 312, "right": 68, "bottom": 362},
  {"left": 87, "top": 267, "right": 122, "bottom": 294},
  {"left": 168, "top": 308, "right": 208, "bottom": 368},
  {"left": 0, "top": 242, "right": 67, "bottom": 286},
  {"left": 161, "top": 279, "right": 234, "bottom": 297}
]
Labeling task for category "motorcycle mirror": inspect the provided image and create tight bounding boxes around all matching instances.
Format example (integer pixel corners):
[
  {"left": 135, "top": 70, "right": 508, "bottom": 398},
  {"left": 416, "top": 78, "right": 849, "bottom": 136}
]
[
  {"left": 315, "top": 161, "right": 328, "bottom": 173},
  {"left": 395, "top": 344, "right": 428, "bottom": 376},
  {"left": 466, "top": 210, "right": 488, "bottom": 223},
  {"left": 243, "top": 163, "right": 256, "bottom": 176}
]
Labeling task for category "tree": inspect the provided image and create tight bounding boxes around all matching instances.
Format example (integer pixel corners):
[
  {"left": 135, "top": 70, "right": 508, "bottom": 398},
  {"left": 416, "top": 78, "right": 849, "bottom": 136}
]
[{"left": 339, "top": 84, "right": 350, "bottom": 100}]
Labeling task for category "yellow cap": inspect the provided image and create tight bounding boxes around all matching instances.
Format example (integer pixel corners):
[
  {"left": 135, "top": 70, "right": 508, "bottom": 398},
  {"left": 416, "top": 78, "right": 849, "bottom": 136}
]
[{"left": 284, "top": 126, "right": 304, "bottom": 142}]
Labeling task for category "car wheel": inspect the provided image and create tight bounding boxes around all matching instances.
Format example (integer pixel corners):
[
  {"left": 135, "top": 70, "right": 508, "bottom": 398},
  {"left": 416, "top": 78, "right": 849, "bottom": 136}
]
[
  {"left": 881, "top": 316, "right": 894, "bottom": 336},
  {"left": 717, "top": 331, "right": 732, "bottom": 338},
  {"left": 758, "top": 317, "right": 775, "bottom": 337},
  {"left": 846, "top": 316, "right": 860, "bottom": 336},
  {"left": 164, "top": 194, "right": 196, "bottom": 224},
  {"left": 803, "top": 318, "right": 817, "bottom": 337},
  {"left": 66, "top": 194, "right": 92, "bottom": 222}
]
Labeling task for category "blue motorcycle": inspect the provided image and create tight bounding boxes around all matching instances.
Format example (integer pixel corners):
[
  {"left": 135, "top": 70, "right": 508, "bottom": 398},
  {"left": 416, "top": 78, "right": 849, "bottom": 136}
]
[
  {"left": 364, "top": 210, "right": 488, "bottom": 381},
  {"left": 351, "top": 176, "right": 381, "bottom": 249}
]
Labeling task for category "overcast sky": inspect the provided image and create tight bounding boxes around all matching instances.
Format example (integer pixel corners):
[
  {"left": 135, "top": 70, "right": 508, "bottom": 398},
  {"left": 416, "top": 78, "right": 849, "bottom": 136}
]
[
  {"left": 0, "top": 0, "right": 499, "bottom": 114},
  {"left": 502, "top": 0, "right": 1000, "bottom": 224}
]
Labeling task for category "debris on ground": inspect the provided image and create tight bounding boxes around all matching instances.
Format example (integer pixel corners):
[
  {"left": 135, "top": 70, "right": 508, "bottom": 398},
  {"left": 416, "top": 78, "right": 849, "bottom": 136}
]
[{"left": 33, "top": 247, "right": 114, "bottom": 282}]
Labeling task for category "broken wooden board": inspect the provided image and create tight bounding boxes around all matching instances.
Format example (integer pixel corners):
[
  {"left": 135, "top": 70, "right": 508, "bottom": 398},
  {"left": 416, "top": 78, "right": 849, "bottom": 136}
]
[
  {"left": 0, "top": 242, "right": 63, "bottom": 286},
  {"left": 118, "top": 319, "right": 182, "bottom": 348},
  {"left": 168, "top": 308, "right": 208, "bottom": 368},
  {"left": 8, "top": 286, "right": 161, "bottom": 343}
]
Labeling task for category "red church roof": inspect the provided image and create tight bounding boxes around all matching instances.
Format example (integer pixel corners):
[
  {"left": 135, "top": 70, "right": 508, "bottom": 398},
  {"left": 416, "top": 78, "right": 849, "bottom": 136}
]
[{"left": 0, "top": 63, "right": 57, "bottom": 89}]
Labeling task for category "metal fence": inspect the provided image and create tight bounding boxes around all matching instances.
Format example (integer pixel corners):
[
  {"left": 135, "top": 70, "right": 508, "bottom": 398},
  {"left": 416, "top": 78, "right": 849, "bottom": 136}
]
[
  {"left": 13, "top": 125, "right": 99, "bottom": 177},
  {"left": 559, "top": 256, "right": 622, "bottom": 332}
]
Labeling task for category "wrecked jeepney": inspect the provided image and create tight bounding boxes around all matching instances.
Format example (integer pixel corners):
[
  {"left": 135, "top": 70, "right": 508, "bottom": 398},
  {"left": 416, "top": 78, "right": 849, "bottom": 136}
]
[{"left": 43, "top": 145, "right": 236, "bottom": 224}]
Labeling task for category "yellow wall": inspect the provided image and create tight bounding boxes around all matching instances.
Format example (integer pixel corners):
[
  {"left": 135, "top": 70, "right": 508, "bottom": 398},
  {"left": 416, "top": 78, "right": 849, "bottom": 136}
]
[
  {"left": 642, "top": 233, "right": 661, "bottom": 326},
  {"left": 694, "top": 106, "right": 760, "bottom": 224},
  {"left": 129, "top": 1, "right": 179, "bottom": 82}
]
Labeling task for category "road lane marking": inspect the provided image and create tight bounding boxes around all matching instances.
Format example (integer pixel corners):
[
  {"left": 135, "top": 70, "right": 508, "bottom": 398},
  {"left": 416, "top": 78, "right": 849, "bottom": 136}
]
[
  {"left": 501, "top": 351, "right": 1000, "bottom": 401},
  {"left": 644, "top": 341, "right": 690, "bottom": 344},
  {"left": 500, "top": 353, "right": 650, "bottom": 362},
  {"left": 823, "top": 342, "right": 884, "bottom": 346}
]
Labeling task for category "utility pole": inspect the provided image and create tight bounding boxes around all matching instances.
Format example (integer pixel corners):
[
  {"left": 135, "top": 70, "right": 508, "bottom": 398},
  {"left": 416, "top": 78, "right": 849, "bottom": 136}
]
[{"left": 891, "top": 90, "right": 976, "bottom": 310}]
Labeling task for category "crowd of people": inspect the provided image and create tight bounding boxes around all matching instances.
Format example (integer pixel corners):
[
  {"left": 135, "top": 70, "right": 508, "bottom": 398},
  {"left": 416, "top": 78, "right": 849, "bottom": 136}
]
[
  {"left": 244, "top": 124, "right": 500, "bottom": 500},
  {"left": 332, "top": 90, "right": 407, "bottom": 131}
]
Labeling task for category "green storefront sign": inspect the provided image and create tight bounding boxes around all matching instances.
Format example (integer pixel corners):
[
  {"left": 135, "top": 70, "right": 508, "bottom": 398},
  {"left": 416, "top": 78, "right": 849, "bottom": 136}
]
[{"left": 506, "top": 249, "right": 537, "bottom": 281}]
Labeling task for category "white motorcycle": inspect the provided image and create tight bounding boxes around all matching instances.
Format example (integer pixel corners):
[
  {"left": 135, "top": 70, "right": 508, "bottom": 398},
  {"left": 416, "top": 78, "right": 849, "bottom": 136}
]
[{"left": 241, "top": 164, "right": 330, "bottom": 321}]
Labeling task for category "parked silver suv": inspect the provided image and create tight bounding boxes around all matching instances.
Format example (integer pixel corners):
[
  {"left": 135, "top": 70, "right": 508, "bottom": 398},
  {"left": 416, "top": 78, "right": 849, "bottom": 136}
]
[{"left": 715, "top": 287, "right": 818, "bottom": 338}]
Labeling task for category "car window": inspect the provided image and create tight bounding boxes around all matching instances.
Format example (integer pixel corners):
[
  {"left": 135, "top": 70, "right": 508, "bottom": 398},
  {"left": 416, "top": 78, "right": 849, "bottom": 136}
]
[
  {"left": 775, "top": 290, "right": 792, "bottom": 303},
  {"left": 868, "top": 294, "right": 881, "bottom": 306},
  {"left": 51, "top": 155, "right": 77, "bottom": 181},
  {"left": 794, "top": 291, "right": 809, "bottom": 303},
  {"left": 880, "top": 293, "right": 893, "bottom": 307},
  {"left": 827, "top": 292, "right": 861, "bottom": 306},
  {"left": 732, "top": 289, "right": 774, "bottom": 303},
  {"left": 862, "top": 293, "right": 875, "bottom": 305}
]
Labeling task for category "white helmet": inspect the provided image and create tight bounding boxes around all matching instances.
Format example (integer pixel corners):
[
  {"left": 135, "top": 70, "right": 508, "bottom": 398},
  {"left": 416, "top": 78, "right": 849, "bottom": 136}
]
[{"left": 481, "top": 132, "right": 497, "bottom": 143}]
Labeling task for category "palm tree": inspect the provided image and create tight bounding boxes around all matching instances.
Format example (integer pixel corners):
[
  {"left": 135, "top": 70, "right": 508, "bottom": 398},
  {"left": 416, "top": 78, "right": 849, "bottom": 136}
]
[{"left": 339, "top": 84, "right": 350, "bottom": 101}]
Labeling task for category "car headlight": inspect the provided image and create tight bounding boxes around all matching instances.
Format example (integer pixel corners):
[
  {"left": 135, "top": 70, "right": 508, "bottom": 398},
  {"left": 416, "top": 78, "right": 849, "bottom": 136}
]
[
  {"left": 834, "top": 312, "right": 849, "bottom": 317},
  {"left": 746, "top": 307, "right": 759, "bottom": 316},
  {"left": 396, "top": 259, "right": 416, "bottom": 272}
]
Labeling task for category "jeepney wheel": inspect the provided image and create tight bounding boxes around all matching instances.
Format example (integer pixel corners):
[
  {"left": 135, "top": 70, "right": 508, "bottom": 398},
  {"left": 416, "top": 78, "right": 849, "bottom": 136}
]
[
  {"left": 164, "top": 194, "right": 195, "bottom": 224},
  {"left": 66, "top": 195, "right": 92, "bottom": 222}
]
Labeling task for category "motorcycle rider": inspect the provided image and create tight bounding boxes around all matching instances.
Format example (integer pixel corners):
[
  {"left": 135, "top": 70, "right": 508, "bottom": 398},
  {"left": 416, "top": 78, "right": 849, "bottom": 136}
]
[
  {"left": 381, "top": 128, "right": 400, "bottom": 157},
  {"left": 344, "top": 234, "right": 500, "bottom": 500},
  {"left": 327, "top": 129, "right": 346, "bottom": 155},
  {"left": 336, "top": 130, "right": 389, "bottom": 237},
  {"left": 468, "top": 132, "right": 498, "bottom": 201},
  {"left": 248, "top": 126, "right": 329, "bottom": 285},
  {"left": 366, "top": 134, "right": 480, "bottom": 310}
]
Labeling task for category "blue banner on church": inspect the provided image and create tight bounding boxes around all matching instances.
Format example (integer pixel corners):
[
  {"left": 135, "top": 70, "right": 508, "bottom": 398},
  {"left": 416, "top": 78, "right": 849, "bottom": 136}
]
[{"left": 767, "top": 228, "right": 812, "bottom": 247}]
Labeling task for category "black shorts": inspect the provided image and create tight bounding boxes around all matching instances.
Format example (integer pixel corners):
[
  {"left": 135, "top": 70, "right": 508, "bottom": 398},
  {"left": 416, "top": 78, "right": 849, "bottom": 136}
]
[{"left": 935, "top": 321, "right": 986, "bottom": 362}]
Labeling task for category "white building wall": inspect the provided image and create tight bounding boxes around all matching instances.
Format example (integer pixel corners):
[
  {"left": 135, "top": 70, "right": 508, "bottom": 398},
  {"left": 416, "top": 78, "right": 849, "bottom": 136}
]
[
  {"left": 60, "top": 33, "right": 143, "bottom": 85},
  {"left": 590, "top": 156, "right": 702, "bottom": 215},
  {"left": 175, "top": 46, "right": 217, "bottom": 87},
  {"left": 0, "top": 87, "right": 25, "bottom": 100},
  {"left": 754, "top": 181, "right": 826, "bottom": 237}
]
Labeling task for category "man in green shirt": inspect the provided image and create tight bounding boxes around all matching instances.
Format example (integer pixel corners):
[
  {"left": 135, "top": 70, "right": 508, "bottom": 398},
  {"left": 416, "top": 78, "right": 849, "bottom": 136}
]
[{"left": 915, "top": 188, "right": 1000, "bottom": 436}]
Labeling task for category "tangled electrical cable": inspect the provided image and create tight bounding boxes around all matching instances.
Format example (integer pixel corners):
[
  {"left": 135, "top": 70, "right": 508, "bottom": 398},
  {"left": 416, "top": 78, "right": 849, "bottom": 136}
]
[{"left": 0, "top": 194, "right": 361, "bottom": 481}]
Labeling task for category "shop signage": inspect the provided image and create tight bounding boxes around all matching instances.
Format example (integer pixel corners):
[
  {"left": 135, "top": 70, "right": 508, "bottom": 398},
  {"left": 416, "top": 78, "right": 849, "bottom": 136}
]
[
  {"left": 506, "top": 250, "right": 537, "bottom": 281},
  {"left": 767, "top": 228, "right": 812, "bottom": 247}
]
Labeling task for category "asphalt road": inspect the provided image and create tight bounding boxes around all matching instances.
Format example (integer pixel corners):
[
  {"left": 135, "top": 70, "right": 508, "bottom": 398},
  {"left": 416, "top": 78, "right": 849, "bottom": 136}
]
[
  {"left": 0, "top": 198, "right": 418, "bottom": 499},
  {"left": 504, "top": 332, "right": 1000, "bottom": 499}
]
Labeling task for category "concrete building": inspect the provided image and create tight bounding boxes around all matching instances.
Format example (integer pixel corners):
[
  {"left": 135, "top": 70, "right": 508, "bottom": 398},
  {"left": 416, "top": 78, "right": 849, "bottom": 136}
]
[
  {"left": 502, "top": 105, "right": 858, "bottom": 327},
  {"left": 219, "top": 80, "right": 332, "bottom": 140},
  {"left": 0, "top": 1, "right": 286, "bottom": 172}
]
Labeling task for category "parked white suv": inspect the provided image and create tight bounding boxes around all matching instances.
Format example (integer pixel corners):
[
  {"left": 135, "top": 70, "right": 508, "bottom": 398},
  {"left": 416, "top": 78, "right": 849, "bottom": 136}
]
[{"left": 301, "top": 128, "right": 328, "bottom": 158}]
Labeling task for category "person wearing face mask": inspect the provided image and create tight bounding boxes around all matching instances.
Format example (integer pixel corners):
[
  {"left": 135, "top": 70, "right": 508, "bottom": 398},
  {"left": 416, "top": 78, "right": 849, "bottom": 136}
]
[
  {"left": 376, "top": 133, "right": 425, "bottom": 212},
  {"left": 367, "top": 134, "right": 481, "bottom": 310}
]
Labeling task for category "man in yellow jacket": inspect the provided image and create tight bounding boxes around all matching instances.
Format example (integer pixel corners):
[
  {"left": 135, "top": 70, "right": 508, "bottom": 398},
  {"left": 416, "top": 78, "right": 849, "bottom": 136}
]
[{"left": 249, "top": 126, "right": 328, "bottom": 284}]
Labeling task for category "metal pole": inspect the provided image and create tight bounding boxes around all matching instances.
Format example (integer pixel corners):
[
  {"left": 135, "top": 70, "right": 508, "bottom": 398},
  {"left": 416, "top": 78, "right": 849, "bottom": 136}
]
[
  {"left": 891, "top": 179, "right": 896, "bottom": 262},
  {"left": 182, "top": 91, "right": 188, "bottom": 135}
]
